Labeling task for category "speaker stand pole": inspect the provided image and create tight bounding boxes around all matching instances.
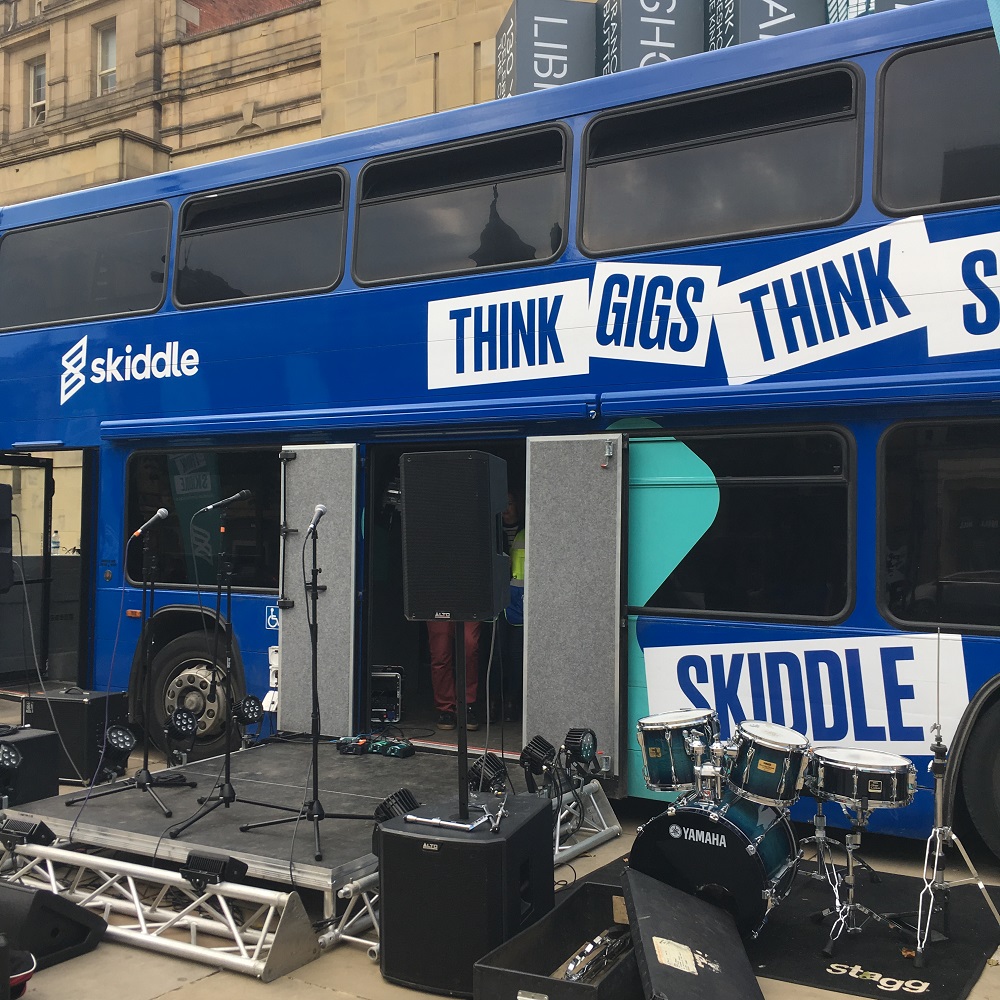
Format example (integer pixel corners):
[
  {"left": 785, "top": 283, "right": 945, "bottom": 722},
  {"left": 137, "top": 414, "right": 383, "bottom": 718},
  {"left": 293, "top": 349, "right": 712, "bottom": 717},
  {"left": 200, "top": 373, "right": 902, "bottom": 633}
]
[
  {"left": 67, "top": 531, "right": 196, "bottom": 815},
  {"left": 238, "top": 514, "right": 372, "bottom": 859},
  {"left": 456, "top": 626, "right": 469, "bottom": 821}
]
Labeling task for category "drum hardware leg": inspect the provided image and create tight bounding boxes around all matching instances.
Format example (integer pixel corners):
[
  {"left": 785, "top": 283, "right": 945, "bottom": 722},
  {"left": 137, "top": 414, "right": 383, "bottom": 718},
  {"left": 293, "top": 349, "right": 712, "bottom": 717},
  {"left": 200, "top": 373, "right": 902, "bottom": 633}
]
[
  {"left": 798, "top": 802, "right": 881, "bottom": 885},
  {"left": 885, "top": 727, "right": 1000, "bottom": 968},
  {"left": 813, "top": 819, "right": 910, "bottom": 957}
]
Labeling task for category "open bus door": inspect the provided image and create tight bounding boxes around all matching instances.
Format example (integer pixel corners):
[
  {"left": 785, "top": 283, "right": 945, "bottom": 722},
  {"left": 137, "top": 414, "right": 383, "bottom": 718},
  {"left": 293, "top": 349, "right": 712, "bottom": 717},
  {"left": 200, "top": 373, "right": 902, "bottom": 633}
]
[
  {"left": 0, "top": 454, "right": 54, "bottom": 682},
  {"left": 524, "top": 434, "right": 626, "bottom": 795},
  {"left": 277, "top": 443, "right": 358, "bottom": 738}
]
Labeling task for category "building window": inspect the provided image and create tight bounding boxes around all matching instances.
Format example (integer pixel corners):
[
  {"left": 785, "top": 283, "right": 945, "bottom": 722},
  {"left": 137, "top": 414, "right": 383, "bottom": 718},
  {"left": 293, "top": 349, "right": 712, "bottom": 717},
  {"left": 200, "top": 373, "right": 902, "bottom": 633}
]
[
  {"left": 97, "top": 23, "right": 116, "bottom": 95},
  {"left": 28, "top": 59, "right": 46, "bottom": 126}
]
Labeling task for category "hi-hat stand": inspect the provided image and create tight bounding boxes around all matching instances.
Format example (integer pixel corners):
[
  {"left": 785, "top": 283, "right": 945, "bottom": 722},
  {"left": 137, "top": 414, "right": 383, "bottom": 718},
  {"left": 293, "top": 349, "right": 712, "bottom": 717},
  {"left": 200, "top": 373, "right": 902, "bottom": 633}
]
[
  {"left": 239, "top": 506, "right": 371, "bottom": 860},
  {"left": 68, "top": 517, "right": 196, "bottom": 816},
  {"left": 902, "top": 725, "right": 1000, "bottom": 967}
]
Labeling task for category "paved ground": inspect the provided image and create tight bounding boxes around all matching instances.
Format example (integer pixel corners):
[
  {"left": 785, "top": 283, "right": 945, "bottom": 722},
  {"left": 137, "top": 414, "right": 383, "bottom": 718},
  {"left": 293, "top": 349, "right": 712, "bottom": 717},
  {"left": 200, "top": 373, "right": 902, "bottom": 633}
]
[{"left": 4, "top": 696, "right": 1000, "bottom": 1000}]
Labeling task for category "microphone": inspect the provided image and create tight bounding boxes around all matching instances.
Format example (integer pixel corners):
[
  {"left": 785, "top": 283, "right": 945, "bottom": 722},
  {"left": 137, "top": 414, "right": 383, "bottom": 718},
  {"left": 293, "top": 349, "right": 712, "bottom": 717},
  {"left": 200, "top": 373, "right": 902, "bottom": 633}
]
[
  {"left": 133, "top": 508, "right": 169, "bottom": 537},
  {"left": 307, "top": 504, "right": 327, "bottom": 533},
  {"left": 202, "top": 490, "right": 252, "bottom": 512}
]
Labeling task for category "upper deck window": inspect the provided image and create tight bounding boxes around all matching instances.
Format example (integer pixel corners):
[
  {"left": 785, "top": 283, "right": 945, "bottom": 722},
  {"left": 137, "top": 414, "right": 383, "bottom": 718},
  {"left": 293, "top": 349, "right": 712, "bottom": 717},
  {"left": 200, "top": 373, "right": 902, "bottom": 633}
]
[
  {"left": 0, "top": 203, "right": 170, "bottom": 332},
  {"left": 582, "top": 68, "right": 860, "bottom": 254},
  {"left": 175, "top": 170, "right": 345, "bottom": 307},
  {"left": 354, "top": 127, "right": 567, "bottom": 284},
  {"left": 878, "top": 34, "right": 1000, "bottom": 214}
]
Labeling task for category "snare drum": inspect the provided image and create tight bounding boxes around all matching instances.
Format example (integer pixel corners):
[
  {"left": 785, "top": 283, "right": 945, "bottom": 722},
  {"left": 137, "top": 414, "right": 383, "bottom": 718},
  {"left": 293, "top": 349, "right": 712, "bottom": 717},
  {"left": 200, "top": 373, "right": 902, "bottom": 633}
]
[
  {"left": 726, "top": 720, "right": 810, "bottom": 807},
  {"left": 808, "top": 747, "right": 916, "bottom": 809},
  {"left": 637, "top": 709, "right": 719, "bottom": 792}
]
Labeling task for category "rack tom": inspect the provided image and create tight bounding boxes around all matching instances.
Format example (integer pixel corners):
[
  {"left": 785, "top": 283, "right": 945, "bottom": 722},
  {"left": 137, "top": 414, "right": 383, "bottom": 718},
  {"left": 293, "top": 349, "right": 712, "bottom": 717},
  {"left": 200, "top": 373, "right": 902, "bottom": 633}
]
[
  {"left": 636, "top": 709, "right": 719, "bottom": 792},
  {"left": 725, "top": 720, "right": 810, "bottom": 807},
  {"left": 808, "top": 747, "right": 916, "bottom": 809}
]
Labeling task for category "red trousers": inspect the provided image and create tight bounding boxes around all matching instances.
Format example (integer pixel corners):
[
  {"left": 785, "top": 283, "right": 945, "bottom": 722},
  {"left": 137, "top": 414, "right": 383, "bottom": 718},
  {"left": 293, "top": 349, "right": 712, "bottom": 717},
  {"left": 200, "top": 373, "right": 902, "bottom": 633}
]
[{"left": 426, "top": 620, "right": 480, "bottom": 712}]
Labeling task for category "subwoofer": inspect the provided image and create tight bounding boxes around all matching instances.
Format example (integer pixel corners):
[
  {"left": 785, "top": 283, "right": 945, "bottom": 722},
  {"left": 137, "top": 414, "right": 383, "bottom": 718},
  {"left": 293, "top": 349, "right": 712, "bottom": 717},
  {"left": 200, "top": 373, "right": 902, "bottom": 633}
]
[
  {"left": 400, "top": 451, "right": 508, "bottom": 622},
  {"left": 377, "top": 794, "right": 553, "bottom": 997},
  {"left": 0, "top": 883, "right": 106, "bottom": 969}
]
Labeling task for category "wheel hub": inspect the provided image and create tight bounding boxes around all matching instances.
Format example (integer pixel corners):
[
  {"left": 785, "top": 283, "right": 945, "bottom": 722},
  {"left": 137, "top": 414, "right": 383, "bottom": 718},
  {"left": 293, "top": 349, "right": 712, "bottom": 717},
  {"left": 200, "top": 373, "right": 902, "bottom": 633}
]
[{"left": 164, "top": 664, "right": 226, "bottom": 738}]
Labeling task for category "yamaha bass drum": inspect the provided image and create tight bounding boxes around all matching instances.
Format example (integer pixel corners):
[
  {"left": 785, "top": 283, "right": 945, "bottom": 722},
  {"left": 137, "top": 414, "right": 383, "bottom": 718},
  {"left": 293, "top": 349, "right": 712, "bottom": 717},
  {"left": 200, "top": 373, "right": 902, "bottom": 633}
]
[{"left": 628, "top": 791, "right": 799, "bottom": 938}]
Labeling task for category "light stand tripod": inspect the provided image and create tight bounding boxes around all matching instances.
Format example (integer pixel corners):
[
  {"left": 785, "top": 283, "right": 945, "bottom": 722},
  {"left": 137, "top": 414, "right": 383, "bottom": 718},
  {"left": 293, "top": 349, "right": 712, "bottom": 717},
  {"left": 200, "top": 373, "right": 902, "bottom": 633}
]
[
  {"left": 67, "top": 519, "right": 196, "bottom": 816},
  {"left": 908, "top": 724, "right": 1000, "bottom": 967},
  {"left": 168, "top": 507, "right": 242, "bottom": 840},
  {"left": 239, "top": 508, "right": 371, "bottom": 860}
]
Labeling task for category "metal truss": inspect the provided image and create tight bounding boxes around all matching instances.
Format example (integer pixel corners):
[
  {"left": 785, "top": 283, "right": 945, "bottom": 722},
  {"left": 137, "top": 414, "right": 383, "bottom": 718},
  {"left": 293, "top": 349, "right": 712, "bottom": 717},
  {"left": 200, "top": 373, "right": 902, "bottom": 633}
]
[
  {"left": 553, "top": 778, "right": 622, "bottom": 863},
  {"left": 1, "top": 841, "right": 320, "bottom": 980},
  {"left": 317, "top": 870, "right": 380, "bottom": 960}
]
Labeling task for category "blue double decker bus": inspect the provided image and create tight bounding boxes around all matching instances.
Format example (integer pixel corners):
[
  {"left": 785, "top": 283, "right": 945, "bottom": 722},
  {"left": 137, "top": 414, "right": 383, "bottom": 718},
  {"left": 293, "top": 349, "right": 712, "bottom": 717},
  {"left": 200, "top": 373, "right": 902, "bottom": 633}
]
[{"left": 3, "top": 0, "right": 1000, "bottom": 855}]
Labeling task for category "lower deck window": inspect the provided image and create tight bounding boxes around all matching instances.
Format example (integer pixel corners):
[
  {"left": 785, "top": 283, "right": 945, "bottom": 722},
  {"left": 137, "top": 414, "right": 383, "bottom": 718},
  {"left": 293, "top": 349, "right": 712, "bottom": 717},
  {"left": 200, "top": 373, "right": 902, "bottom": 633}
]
[
  {"left": 883, "top": 421, "right": 1000, "bottom": 628},
  {"left": 634, "top": 431, "right": 850, "bottom": 619},
  {"left": 125, "top": 449, "right": 280, "bottom": 589}
]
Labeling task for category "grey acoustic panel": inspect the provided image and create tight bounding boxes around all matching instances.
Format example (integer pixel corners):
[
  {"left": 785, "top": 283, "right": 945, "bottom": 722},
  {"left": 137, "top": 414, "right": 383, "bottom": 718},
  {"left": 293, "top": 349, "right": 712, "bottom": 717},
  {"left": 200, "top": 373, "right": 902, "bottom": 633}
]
[
  {"left": 524, "top": 435, "right": 623, "bottom": 776},
  {"left": 278, "top": 444, "right": 357, "bottom": 737}
]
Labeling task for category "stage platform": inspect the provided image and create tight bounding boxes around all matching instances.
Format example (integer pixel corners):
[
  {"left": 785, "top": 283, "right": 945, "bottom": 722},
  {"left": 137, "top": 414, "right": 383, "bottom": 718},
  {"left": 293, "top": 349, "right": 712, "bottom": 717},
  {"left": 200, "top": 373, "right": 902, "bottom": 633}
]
[{"left": 1, "top": 738, "right": 499, "bottom": 910}]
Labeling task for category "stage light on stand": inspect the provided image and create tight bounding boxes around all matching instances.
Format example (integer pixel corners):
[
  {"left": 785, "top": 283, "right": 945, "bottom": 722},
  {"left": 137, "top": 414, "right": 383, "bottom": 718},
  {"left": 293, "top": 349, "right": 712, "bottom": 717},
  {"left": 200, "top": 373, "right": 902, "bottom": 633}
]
[
  {"left": 563, "top": 728, "right": 598, "bottom": 768},
  {"left": 234, "top": 695, "right": 265, "bottom": 748},
  {"left": 99, "top": 724, "right": 137, "bottom": 781},
  {"left": 519, "top": 735, "right": 556, "bottom": 794},
  {"left": 165, "top": 708, "right": 198, "bottom": 765},
  {"left": 468, "top": 752, "right": 508, "bottom": 795},
  {"left": 0, "top": 740, "right": 23, "bottom": 809}
]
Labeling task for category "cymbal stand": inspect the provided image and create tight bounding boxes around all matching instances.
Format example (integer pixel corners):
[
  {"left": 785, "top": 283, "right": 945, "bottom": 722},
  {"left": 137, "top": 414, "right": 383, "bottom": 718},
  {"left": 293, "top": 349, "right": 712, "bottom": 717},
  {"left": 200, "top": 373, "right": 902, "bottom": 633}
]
[
  {"left": 811, "top": 806, "right": 909, "bottom": 957},
  {"left": 911, "top": 725, "right": 1000, "bottom": 967}
]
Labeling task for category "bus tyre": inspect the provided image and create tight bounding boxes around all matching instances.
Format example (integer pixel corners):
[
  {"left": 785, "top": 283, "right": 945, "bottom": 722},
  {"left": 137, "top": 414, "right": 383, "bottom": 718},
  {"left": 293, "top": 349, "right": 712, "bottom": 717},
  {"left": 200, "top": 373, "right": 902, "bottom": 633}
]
[
  {"left": 961, "top": 699, "right": 1000, "bottom": 859},
  {"left": 148, "top": 633, "right": 244, "bottom": 761}
]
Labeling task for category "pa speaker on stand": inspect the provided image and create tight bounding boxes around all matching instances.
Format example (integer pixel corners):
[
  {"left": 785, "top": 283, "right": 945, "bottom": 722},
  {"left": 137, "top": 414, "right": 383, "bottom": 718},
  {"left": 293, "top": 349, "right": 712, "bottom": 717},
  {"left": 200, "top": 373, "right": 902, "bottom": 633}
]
[{"left": 400, "top": 450, "right": 509, "bottom": 622}]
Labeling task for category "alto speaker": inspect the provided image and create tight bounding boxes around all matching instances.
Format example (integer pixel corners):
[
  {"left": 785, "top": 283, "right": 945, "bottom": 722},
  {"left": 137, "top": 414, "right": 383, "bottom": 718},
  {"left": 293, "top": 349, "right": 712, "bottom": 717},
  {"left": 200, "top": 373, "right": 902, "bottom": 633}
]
[
  {"left": 0, "top": 883, "right": 106, "bottom": 970},
  {"left": 378, "top": 794, "right": 553, "bottom": 997},
  {"left": 400, "top": 451, "right": 509, "bottom": 622},
  {"left": 0, "top": 483, "right": 11, "bottom": 596}
]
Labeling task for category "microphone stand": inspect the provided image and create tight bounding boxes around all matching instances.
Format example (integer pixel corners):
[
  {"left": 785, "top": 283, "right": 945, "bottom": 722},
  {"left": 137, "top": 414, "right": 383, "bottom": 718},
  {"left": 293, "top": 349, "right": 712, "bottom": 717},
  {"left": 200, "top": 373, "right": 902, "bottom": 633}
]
[
  {"left": 168, "top": 507, "right": 241, "bottom": 839},
  {"left": 67, "top": 529, "right": 196, "bottom": 815},
  {"left": 239, "top": 513, "right": 371, "bottom": 861}
]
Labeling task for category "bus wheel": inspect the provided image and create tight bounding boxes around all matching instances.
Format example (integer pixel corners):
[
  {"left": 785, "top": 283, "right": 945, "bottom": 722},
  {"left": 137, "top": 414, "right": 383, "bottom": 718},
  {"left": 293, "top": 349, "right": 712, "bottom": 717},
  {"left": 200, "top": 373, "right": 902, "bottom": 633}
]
[
  {"left": 148, "top": 633, "right": 242, "bottom": 761},
  {"left": 960, "top": 699, "right": 1000, "bottom": 859}
]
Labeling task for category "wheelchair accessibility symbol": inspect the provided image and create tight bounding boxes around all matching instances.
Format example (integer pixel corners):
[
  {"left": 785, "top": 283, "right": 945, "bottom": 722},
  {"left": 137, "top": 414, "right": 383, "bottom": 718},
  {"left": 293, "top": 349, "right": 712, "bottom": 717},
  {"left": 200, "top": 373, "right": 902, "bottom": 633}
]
[{"left": 265, "top": 606, "right": 279, "bottom": 630}]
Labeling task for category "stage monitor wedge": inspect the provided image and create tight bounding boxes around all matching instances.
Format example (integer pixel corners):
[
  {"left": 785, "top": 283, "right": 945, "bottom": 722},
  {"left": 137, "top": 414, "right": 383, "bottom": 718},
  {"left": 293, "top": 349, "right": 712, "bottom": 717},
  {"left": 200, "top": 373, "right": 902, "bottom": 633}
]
[
  {"left": 0, "top": 883, "right": 106, "bottom": 970},
  {"left": 0, "top": 483, "right": 11, "bottom": 595},
  {"left": 400, "top": 451, "right": 509, "bottom": 622}
]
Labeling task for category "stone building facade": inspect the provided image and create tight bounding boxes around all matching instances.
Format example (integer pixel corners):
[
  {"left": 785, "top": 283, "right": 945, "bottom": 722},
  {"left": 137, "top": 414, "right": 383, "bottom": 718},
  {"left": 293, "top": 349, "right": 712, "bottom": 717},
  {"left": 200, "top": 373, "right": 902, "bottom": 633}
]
[{"left": 0, "top": 0, "right": 511, "bottom": 205}]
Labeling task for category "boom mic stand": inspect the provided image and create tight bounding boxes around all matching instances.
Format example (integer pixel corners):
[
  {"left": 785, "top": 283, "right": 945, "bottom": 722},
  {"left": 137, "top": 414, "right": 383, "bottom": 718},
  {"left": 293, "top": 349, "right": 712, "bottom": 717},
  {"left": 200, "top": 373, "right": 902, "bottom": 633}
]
[
  {"left": 68, "top": 516, "right": 196, "bottom": 816},
  {"left": 168, "top": 505, "right": 242, "bottom": 839},
  {"left": 239, "top": 507, "right": 371, "bottom": 861}
]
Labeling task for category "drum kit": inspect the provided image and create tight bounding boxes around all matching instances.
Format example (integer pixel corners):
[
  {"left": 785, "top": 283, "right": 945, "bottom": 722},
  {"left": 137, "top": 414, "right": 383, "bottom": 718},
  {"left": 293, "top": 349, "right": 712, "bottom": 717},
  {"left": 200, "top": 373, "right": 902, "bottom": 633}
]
[{"left": 630, "top": 709, "right": 917, "bottom": 951}]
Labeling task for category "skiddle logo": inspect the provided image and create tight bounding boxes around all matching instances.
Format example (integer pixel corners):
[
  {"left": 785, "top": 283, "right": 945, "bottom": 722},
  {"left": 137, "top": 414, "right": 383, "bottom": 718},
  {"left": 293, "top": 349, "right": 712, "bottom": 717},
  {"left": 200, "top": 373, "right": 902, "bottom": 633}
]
[
  {"left": 60, "top": 336, "right": 88, "bottom": 404},
  {"left": 59, "top": 334, "right": 200, "bottom": 405}
]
